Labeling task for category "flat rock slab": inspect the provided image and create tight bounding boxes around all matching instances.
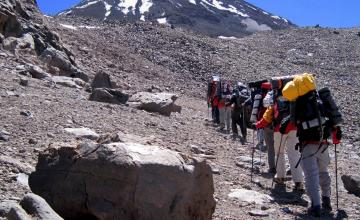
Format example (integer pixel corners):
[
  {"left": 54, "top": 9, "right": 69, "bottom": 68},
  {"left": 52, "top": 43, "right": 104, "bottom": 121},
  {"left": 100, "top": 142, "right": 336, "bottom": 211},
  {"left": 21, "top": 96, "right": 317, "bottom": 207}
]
[
  {"left": 236, "top": 156, "right": 265, "bottom": 166},
  {"left": 249, "top": 209, "right": 269, "bottom": 217},
  {"left": 342, "top": 175, "right": 360, "bottom": 197},
  {"left": 128, "top": 92, "right": 181, "bottom": 116},
  {"left": 64, "top": 127, "right": 99, "bottom": 140},
  {"left": 51, "top": 76, "right": 85, "bottom": 88},
  {"left": 228, "top": 189, "right": 273, "bottom": 205}
]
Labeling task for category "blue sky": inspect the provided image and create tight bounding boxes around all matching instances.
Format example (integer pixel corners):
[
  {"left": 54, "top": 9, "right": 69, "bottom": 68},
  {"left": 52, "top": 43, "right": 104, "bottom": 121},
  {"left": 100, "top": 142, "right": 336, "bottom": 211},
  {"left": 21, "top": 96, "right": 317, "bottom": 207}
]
[{"left": 37, "top": 0, "right": 360, "bottom": 28}]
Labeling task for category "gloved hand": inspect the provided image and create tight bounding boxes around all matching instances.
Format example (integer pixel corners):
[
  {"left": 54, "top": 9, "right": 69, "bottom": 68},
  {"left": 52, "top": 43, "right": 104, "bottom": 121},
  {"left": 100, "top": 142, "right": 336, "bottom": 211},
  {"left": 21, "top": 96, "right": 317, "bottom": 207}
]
[
  {"left": 279, "top": 115, "right": 291, "bottom": 134},
  {"left": 251, "top": 123, "right": 257, "bottom": 130},
  {"left": 332, "top": 126, "right": 342, "bottom": 144},
  {"left": 256, "top": 120, "right": 267, "bottom": 129}
]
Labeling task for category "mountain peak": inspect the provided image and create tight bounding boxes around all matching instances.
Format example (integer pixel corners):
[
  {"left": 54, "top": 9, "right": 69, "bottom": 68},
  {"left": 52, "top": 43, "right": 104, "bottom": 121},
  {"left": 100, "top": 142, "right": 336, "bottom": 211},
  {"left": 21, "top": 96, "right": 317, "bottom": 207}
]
[{"left": 58, "top": 0, "right": 293, "bottom": 37}]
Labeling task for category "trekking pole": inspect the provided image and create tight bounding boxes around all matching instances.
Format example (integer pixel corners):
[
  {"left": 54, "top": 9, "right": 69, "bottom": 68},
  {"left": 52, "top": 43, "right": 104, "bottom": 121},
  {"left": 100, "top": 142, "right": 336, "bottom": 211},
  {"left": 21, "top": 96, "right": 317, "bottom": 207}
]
[
  {"left": 335, "top": 143, "right": 339, "bottom": 211},
  {"left": 272, "top": 134, "right": 283, "bottom": 188},
  {"left": 251, "top": 129, "right": 255, "bottom": 182}
]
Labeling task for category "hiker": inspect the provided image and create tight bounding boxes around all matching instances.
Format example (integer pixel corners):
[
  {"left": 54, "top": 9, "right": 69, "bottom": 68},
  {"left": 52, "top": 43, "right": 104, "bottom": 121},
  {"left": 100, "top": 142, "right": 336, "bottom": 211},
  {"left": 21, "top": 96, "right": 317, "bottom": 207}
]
[
  {"left": 282, "top": 73, "right": 343, "bottom": 217},
  {"left": 249, "top": 80, "right": 276, "bottom": 173},
  {"left": 256, "top": 82, "right": 304, "bottom": 191},
  {"left": 226, "top": 82, "right": 250, "bottom": 143},
  {"left": 207, "top": 76, "right": 220, "bottom": 124},
  {"left": 260, "top": 87, "right": 276, "bottom": 174},
  {"left": 218, "top": 81, "right": 232, "bottom": 132}
]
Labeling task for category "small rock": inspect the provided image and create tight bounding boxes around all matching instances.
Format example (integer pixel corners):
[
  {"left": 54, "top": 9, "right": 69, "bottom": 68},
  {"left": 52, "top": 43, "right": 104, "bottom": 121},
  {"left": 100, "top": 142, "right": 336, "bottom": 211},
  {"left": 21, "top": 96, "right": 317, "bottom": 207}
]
[
  {"left": 212, "top": 167, "right": 221, "bottom": 175},
  {"left": 248, "top": 209, "right": 269, "bottom": 217},
  {"left": 280, "top": 207, "right": 293, "bottom": 214},
  {"left": 342, "top": 175, "right": 360, "bottom": 197},
  {"left": 26, "top": 64, "right": 51, "bottom": 79},
  {"left": 47, "top": 133, "right": 55, "bottom": 138},
  {"left": 7, "top": 204, "right": 30, "bottom": 220},
  {"left": 190, "top": 144, "right": 205, "bottom": 154},
  {"left": 28, "top": 138, "right": 37, "bottom": 145},
  {"left": 20, "top": 110, "right": 32, "bottom": 117},
  {"left": 64, "top": 127, "right": 100, "bottom": 140},
  {"left": 19, "top": 78, "right": 29, "bottom": 86},
  {"left": 20, "top": 193, "right": 63, "bottom": 220},
  {"left": 0, "top": 200, "right": 18, "bottom": 217},
  {"left": 0, "top": 130, "right": 10, "bottom": 141},
  {"left": 236, "top": 156, "right": 265, "bottom": 166},
  {"left": 228, "top": 189, "right": 273, "bottom": 205}
]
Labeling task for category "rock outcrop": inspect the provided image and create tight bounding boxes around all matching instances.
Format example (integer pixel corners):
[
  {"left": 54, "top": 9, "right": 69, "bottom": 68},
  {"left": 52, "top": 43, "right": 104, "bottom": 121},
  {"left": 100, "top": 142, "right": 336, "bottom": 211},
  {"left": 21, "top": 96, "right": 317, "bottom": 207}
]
[
  {"left": 29, "top": 141, "right": 216, "bottom": 220},
  {"left": 89, "top": 88, "right": 129, "bottom": 104},
  {"left": 128, "top": 92, "right": 182, "bottom": 116},
  {"left": 0, "top": 0, "right": 88, "bottom": 81}
]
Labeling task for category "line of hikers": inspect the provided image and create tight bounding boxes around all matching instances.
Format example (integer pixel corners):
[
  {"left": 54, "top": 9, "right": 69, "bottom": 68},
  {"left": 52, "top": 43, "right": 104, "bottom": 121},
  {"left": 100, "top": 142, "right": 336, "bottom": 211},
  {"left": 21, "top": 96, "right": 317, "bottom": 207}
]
[{"left": 207, "top": 73, "right": 343, "bottom": 217}]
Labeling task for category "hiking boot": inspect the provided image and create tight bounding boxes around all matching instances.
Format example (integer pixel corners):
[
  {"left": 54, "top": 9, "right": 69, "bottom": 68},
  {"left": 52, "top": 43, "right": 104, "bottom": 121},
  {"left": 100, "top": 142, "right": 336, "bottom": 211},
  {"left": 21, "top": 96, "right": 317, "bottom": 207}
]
[
  {"left": 322, "top": 196, "right": 332, "bottom": 211},
  {"left": 293, "top": 182, "right": 305, "bottom": 192},
  {"left": 307, "top": 205, "right": 321, "bottom": 217}
]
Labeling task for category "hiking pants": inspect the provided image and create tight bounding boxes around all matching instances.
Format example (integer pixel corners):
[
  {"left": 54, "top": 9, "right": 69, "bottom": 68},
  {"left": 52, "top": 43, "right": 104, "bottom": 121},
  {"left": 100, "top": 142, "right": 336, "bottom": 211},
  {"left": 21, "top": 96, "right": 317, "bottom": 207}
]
[
  {"left": 264, "top": 127, "right": 275, "bottom": 170},
  {"left": 274, "top": 131, "right": 304, "bottom": 183},
  {"left": 257, "top": 129, "right": 264, "bottom": 145},
  {"left": 219, "top": 106, "right": 231, "bottom": 131},
  {"left": 232, "top": 109, "right": 246, "bottom": 138},
  {"left": 212, "top": 106, "right": 219, "bottom": 124},
  {"left": 300, "top": 143, "right": 331, "bottom": 207}
]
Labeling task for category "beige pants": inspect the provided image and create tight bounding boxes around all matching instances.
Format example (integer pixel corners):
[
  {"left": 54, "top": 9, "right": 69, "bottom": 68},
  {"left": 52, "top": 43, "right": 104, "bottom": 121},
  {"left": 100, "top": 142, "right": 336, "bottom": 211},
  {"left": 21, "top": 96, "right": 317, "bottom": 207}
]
[
  {"left": 274, "top": 131, "right": 304, "bottom": 183},
  {"left": 219, "top": 107, "right": 231, "bottom": 131}
]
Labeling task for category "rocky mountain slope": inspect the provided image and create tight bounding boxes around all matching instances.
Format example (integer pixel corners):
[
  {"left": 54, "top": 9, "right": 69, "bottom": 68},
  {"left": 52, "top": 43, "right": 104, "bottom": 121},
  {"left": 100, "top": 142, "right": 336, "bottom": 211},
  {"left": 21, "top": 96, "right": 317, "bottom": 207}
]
[
  {"left": 58, "top": 0, "right": 293, "bottom": 37},
  {"left": 1, "top": 0, "right": 360, "bottom": 219}
]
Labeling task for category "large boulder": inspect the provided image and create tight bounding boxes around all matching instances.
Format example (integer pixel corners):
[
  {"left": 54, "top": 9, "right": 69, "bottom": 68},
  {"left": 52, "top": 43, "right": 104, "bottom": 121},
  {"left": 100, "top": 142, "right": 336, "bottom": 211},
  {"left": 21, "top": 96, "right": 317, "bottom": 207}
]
[
  {"left": 40, "top": 46, "right": 88, "bottom": 82},
  {"left": 29, "top": 142, "right": 216, "bottom": 220},
  {"left": 342, "top": 175, "right": 360, "bottom": 197},
  {"left": 89, "top": 88, "right": 129, "bottom": 104},
  {"left": 128, "top": 92, "right": 182, "bottom": 116},
  {"left": 91, "top": 71, "right": 112, "bottom": 89}
]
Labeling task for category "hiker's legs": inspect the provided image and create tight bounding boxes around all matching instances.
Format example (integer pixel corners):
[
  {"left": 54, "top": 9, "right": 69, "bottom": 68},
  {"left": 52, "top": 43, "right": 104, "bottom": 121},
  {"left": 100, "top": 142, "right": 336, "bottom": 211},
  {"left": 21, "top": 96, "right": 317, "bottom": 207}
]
[
  {"left": 274, "top": 132, "right": 287, "bottom": 178},
  {"left": 225, "top": 107, "right": 232, "bottom": 131},
  {"left": 301, "top": 144, "right": 321, "bottom": 207},
  {"left": 239, "top": 111, "right": 247, "bottom": 140},
  {"left": 231, "top": 110, "right": 240, "bottom": 135},
  {"left": 286, "top": 130, "right": 304, "bottom": 183},
  {"left": 219, "top": 107, "right": 225, "bottom": 129},
  {"left": 264, "top": 127, "right": 275, "bottom": 171},
  {"left": 318, "top": 145, "right": 331, "bottom": 198}
]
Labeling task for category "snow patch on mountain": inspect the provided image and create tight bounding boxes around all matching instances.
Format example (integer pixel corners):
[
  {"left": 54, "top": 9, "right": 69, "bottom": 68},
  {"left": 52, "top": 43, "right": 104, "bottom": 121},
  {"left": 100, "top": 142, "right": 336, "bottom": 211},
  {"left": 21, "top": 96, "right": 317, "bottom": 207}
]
[
  {"left": 60, "top": 23, "right": 78, "bottom": 30},
  {"left": 201, "top": 0, "right": 249, "bottom": 17},
  {"left": 118, "top": 0, "right": 137, "bottom": 15},
  {"left": 58, "top": 10, "right": 72, "bottom": 16},
  {"left": 246, "top": 4, "right": 257, "bottom": 11},
  {"left": 218, "top": 36, "right": 237, "bottom": 40},
  {"left": 140, "top": 0, "right": 153, "bottom": 21},
  {"left": 188, "top": 0, "right": 196, "bottom": 5},
  {"left": 104, "top": 1, "right": 112, "bottom": 19},
  {"left": 76, "top": 0, "right": 100, "bottom": 9},
  {"left": 157, "top": 17, "right": 167, "bottom": 24}
]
